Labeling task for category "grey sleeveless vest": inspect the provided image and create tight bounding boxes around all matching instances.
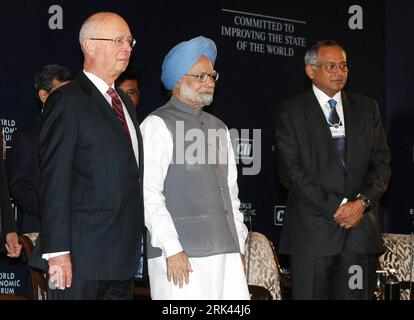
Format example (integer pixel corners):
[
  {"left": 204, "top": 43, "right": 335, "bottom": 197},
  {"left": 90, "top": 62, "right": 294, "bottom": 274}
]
[{"left": 147, "top": 96, "right": 241, "bottom": 259}]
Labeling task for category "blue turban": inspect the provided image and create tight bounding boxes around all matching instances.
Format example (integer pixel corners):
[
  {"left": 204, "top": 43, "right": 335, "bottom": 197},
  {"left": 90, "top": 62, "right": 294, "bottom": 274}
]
[{"left": 161, "top": 36, "right": 217, "bottom": 90}]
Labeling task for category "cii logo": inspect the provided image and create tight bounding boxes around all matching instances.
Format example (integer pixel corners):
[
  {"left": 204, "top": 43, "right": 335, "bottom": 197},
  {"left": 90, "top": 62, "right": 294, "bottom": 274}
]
[
  {"left": 274, "top": 206, "right": 285, "bottom": 226},
  {"left": 230, "top": 129, "right": 261, "bottom": 175},
  {"left": 234, "top": 138, "right": 253, "bottom": 160}
]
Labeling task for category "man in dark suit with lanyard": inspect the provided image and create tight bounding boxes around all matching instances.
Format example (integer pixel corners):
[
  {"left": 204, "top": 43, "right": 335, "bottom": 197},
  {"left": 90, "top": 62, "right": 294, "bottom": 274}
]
[
  {"left": 38, "top": 12, "right": 144, "bottom": 300},
  {"left": 274, "top": 40, "right": 391, "bottom": 299}
]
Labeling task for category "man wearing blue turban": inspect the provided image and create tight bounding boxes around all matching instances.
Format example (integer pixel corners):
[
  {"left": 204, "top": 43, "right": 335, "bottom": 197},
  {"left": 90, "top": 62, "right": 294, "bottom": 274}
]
[{"left": 140, "top": 36, "right": 250, "bottom": 299}]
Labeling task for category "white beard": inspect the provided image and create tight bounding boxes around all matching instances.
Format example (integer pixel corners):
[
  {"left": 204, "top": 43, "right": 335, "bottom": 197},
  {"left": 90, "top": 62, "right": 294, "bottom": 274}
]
[{"left": 179, "top": 82, "right": 214, "bottom": 107}]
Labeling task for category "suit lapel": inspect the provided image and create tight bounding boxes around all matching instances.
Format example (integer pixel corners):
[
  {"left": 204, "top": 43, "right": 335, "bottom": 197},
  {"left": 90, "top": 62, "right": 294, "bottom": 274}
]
[
  {"left": 117, "top": 88, "right": 138, "bottom": 131},
  {"left": 342, "top": 92, "right": 358, "bottom": 167},
  {"left": 117, "top": 89, "right": 142, "bottom": 153},
  {"left": 78, "top": 73, "right": 135, "bottom": 148},
  {"left": 305, "top": 90, "right": 339, "bottom": 158},
  {"left": 78, "top": 73, "right": 124, "bottom": 129},
  {"left": 117, "top": 89, "right": 144, "bottom": 195},
  {"left": 78, "top": 74, "right": 142, "bottom": 179}
]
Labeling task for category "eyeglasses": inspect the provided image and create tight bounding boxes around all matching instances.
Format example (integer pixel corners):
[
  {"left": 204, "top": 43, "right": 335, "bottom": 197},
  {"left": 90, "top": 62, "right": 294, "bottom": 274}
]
[
  {"left": 125, "top": 88, "right": 139, "bottom": 95},
  {"left": 184, "top": 71, "right": 219, "bottom": 83},
  {"left": 88, "top": 36, "right": 136, "bottom": 48},
  {"left": 311, "top": 63, "right": 349, "bottom": 73}
]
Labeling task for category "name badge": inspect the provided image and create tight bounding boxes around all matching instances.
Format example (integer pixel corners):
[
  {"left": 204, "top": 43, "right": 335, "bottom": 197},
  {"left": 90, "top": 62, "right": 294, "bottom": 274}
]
[{"left": 330, "top": 125, "right": 345, "bottom": 138}]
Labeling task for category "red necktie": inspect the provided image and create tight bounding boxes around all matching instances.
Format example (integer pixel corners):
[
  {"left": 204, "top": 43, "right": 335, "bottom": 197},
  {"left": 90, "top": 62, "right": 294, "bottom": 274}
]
[{"left": 107, "top": 87, "right": 131, "bottom": 143}]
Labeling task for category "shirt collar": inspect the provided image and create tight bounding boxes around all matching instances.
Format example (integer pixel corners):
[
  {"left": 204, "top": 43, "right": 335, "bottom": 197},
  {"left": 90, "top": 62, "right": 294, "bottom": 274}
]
[
  {"left": 312, "top": 84, "right": 342, "bottom": 107},
  {"left": 170, "top": 95, "right": 202, "bottom": 116},
  {"left": 83, "top": 70, "right": 115, "bottom": 96}
]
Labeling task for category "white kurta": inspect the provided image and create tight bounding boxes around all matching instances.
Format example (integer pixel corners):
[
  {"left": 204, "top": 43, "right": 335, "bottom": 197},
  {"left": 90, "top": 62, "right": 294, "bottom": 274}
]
[{"left": 140, "top": 114, "right": 250, "bottom": 300}]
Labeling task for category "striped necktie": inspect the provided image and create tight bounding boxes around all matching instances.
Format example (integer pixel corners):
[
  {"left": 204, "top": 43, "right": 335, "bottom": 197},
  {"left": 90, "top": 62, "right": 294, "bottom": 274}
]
[{"left": 107, "top": 87, "right": 131, "bottom": 144}]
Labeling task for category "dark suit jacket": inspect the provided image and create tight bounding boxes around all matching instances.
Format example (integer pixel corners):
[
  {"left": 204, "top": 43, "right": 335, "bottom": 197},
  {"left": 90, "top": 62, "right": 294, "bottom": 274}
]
[
  {"left": 7, "top": 120, "right": 41, "bottom": 233},
  {"left": 35, "top": 72, "right": 144, "bottom": 280},
  {"left": 274, "top": 89, "right": 391, "bottom": 256},
  {"left": 1, "top": 131, "right": 16, "bottom": 242}
]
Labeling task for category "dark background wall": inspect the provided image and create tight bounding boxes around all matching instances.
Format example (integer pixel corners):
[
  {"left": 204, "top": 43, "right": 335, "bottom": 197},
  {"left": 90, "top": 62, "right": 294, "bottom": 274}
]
[
  {"left": 0, "top": 0, "right": 412, "bottom": 296},
  {"left": 383, "top": 0, "right": 414, "bottom": 234}
]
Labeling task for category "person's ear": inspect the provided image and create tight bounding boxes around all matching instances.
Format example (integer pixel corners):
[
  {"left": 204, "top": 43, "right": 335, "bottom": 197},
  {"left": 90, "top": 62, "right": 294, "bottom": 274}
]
[
  {"left": 38, "top": 89, "right": 49, "bottom": 104},
  {"left": 305, "top": 64, "right": 315, "bottom": 80},
  {"left": 83, "top": 39, "right": 95, "bottom": 57}
]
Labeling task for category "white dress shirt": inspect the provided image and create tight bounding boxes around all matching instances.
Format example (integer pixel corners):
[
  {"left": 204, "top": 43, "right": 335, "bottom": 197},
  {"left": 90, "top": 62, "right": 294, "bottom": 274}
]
[
  {"left": 140, "top": 113, "right": 249, "bottom": 300},
  {"left": 312, "top": 84, "right": 346, "bottom": 129},
  {"left": 312, "top": 85, "right": 347, "bottom": 206},
  {"left": 140, "top": 114, "right": 248, "bottom": 259}
]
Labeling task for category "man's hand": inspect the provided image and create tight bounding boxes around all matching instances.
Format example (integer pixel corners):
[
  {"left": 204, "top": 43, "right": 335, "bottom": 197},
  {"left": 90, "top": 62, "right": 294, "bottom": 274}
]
[
  {"left": 166, "top": 251, "right": 193, "bottom": 288},
  {"left": 334, "top": 200, "right": 365, "bottom": 229},
  {"left": 48, "top": 254, "right": 72, "bottom": 290},
  {"left": 5, "top": 232, "right": 22, "bottom": 258}
]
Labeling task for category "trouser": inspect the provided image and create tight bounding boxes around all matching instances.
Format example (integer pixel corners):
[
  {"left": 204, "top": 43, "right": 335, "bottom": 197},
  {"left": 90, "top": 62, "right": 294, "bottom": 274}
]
[
  {"left": 47, "top": 275, "right": 134, "bottom": 300},
  {"left": 290, "top": 250, "right": 377, "bottom": 300}
]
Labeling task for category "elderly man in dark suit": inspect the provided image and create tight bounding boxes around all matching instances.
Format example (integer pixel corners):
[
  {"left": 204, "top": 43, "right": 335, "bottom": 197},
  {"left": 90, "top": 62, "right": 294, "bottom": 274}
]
[
  {"left": 274, "top": 40, "right": 391, "bottom": 300},
  {"left": 37, "top": 12, "right": 144, "bottom": 300}
]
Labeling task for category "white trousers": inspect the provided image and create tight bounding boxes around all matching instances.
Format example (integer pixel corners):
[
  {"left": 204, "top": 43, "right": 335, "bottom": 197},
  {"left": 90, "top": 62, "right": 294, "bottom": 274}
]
[{"left": 148, "top": 252, "right": 250, "bottom": 300}]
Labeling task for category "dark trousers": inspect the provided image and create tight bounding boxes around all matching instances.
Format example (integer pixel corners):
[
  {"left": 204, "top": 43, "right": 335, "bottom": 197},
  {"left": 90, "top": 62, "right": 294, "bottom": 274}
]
[
  {"left": 47, "top": 275, "right": 134, "bottom": 300},
  {"left": 290, "top": 250, "right": 377, "bottom": 300}
]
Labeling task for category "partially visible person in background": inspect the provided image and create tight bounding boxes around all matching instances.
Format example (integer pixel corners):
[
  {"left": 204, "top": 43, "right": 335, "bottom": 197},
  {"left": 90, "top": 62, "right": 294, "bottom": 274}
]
[
  {"left": 7, "top": 64, "right": 72, "bottom": 236},
  {"left": 116, "top": 65, "right": 141, "bottom": 109},
  {"left": 1, "top": 129, "right": 21, "bottom": 258}
]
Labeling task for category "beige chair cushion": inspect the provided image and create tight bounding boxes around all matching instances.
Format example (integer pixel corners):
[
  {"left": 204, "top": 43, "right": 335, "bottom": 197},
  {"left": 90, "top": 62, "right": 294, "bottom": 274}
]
[
  {"left": 379, "top": 233, "right": 414, "bottom": 300},
  {"left": 244, "top": 232, "right": 281, "bottom": 300}
]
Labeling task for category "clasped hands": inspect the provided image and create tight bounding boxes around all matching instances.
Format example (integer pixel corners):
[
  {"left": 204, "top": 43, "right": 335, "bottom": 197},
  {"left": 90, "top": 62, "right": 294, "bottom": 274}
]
[{"left": 333, "top": 200, "right": 365, "bottom": 229}]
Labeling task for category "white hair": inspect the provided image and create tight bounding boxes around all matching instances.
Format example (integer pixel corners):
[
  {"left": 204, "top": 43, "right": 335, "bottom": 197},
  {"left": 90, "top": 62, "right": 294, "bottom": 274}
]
[{"left": 304, "top": 40, "right": 347, "bottom": 66}]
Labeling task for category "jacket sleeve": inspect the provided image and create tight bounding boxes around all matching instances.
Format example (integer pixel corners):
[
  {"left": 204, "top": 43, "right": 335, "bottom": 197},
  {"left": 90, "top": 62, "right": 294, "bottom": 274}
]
[
  {"left": 357, "top": 100, "right": 391, "bottom": 205},
  {"left": 140, "top": 115, "right": 183, "bottom": 258},
  {"left": 39, "top": 91, "right": 76, "bottom": 253},
  {"left": 226, "top": 128, "right": 248, "bottom": 253}
]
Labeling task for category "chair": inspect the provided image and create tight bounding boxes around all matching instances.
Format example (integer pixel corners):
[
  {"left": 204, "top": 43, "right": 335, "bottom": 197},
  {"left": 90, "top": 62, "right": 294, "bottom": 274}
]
[
  {"left": 19, "top": 234, "right": 47, "bottom": 300},
  {"left": 378, "top": 233, "right": 414, "bottom": 300},
  {"left": 133, "top": 279, "right": 151, "bottom": 300},
  {"left": 244, "top": 231, "right": 291, "bottom": 300},
  {"left": 0, "top": 234, "right": 46, "bottom": 300}
]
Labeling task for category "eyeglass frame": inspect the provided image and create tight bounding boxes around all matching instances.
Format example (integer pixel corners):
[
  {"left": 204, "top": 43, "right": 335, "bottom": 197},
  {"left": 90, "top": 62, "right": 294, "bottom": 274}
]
[
  {"left": 88, "top": 36, "right": 136, "bottom": 48},
  {"left": 184, "top": 71, "right": 219, "bottom": 83},
  {"left": 311, "top": 63, "right": 349, "bottom": 73}
]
